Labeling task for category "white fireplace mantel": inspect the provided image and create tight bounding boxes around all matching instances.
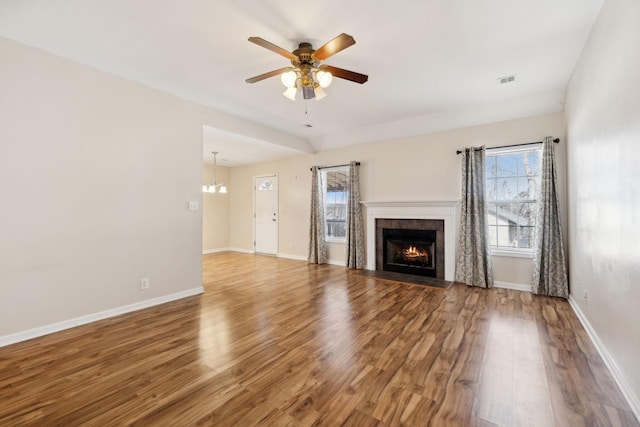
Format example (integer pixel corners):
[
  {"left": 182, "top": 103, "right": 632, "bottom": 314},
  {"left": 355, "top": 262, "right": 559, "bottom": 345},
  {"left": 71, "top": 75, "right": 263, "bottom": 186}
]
[{"left": 360, "top": 200, "right": 460, "bottom": 281}]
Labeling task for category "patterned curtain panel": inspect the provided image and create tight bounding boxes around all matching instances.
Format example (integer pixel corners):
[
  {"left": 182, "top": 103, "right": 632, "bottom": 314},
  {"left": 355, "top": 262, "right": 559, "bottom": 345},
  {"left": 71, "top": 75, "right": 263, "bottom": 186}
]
[
  {"left": 345, "top": 161, "right": 365, "bottom": 269},
  {"left": 308, "top": 166, "right": 327, "bottom": 264},
  {"left": 455, "top": 146, "right": 494, "bottom": 288},
  {"left": 532, "top": 137, "right": 569, "bottom": 298}
]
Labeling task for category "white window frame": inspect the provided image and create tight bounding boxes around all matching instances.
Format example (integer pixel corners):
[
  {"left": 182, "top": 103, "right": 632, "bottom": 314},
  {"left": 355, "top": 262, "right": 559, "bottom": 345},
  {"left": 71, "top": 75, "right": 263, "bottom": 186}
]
[
  {"left": 321, "top": 166, "right": 349, "bottom": 243},
  {"left": 485, "top": 144, "right": 542, "bottom": 258}
]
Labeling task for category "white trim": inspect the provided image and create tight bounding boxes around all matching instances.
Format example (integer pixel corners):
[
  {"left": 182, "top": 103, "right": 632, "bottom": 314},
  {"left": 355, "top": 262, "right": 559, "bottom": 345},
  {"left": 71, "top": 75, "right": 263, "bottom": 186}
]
[
  {"left": 491, "top": 249, "right": 534, "bottom": 259},
  {"left": 277, "top": 253, "right": 307, "bottom": 261},
  {"left": 319, "top": 165, "right": 350, "bottom": 173},
  {"left": 487, "top": 142, "right": 542, "bottom": 155},
  {"left": 326, "top": 237, "right": 346, "bottom": 244},
  {"left": 493, "top": 280, "right": 532, "bottom": 292},
  {"left": 568, "top": 296, "right": 640, "bottom": 422},
  {"left": 361, "top": 200, "right": 460, "bottom": 208},
  {"left": 277, "top": 253, "right": 344, "bottom": 266},
  {"left": 361, "top": 200, "right": 459, "bottom": 281},
  {"left": 0, "top": 287, "right": 204, "bottom": 348},
  {"left": 227, "top": 247, "right": 254, "bottom": 254},
  {"left": 203, "top": 247, "right": 232, "bottom": 254}
]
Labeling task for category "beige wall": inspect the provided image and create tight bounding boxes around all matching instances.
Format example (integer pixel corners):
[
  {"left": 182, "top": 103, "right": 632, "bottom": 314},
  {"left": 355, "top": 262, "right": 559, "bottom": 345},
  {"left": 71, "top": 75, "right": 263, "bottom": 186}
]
[
  {"left": 229, "top": 112, "right": 567, "bottom": 283},
  {"left": 229, "top": 158, "right": 313, "bottom": 257},
  {"left": 202, "top": 164, "right": 230, "bottom": 251},
  {"left": 0, "top": 37, "right": 202, "bottom": 336},
  {"left": 565, "top": 0, "right": 640, "bottom": 411},
  {"left": 0, "top": 36, "right": 304, "bottom": 340}
]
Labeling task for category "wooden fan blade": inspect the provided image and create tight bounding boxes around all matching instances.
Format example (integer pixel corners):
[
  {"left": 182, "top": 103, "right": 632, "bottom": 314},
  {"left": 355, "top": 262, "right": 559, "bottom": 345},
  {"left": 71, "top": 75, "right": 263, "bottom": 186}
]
[
  {"left": 312, "top": 33, "right": 356, "bottom": 61},
  {"left": 323, "top": 65, "right": 368, "bottom": 84},
  {"left": 245, "top": 67, "right": 291, "bottom": 83},
  {"left": 248, "top": 37, "right": 298, "bottom": 61}
]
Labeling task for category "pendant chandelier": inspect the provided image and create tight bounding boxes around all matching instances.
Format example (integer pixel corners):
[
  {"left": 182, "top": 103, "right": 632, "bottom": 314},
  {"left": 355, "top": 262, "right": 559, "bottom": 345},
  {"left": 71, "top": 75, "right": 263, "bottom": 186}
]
[{"left": 202, "top": 151, "right": 227, "bottom": 194}]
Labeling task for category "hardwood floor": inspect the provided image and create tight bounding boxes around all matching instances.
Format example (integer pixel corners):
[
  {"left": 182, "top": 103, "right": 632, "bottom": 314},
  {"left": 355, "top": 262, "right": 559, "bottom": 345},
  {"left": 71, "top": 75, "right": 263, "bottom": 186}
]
[{"left": 0, "top": 252, "right": 637, "bottom": 426}]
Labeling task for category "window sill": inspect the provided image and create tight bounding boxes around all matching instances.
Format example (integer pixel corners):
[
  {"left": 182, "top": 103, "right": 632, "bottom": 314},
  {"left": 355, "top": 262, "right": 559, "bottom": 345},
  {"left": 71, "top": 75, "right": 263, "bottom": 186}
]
[
  {"left": 490, "top": 249, "right": 533, "bottom": 259},
  {"left": 326, "top": 238, "right": 346, "bottom": 244}
]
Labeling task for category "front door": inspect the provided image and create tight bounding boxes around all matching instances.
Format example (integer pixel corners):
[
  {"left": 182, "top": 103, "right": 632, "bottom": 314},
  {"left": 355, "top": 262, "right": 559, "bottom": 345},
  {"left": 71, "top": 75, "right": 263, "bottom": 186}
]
[{"left": 254, "top": 175, "right": 278, "bottom": 255}]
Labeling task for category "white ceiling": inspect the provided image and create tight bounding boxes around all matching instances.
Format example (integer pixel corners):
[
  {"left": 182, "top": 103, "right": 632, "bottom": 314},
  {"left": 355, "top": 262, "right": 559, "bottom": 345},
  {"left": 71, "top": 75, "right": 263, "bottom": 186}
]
[{"left": 0, "top": 0, "right": 604, "bottom": 166}]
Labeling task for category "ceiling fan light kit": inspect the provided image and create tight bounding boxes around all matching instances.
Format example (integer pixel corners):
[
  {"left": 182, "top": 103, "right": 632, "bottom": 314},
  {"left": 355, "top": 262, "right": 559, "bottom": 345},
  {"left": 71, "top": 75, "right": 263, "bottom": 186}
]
[{"left": 246, "top": 33, "right": 368, "bottom": 101}]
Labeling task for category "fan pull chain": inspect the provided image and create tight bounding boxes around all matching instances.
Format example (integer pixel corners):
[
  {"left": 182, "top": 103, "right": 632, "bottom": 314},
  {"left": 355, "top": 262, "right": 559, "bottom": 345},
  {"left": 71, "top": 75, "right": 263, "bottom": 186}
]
[{"left": 305, "top": 100, "right": 308, "bottom": 115}]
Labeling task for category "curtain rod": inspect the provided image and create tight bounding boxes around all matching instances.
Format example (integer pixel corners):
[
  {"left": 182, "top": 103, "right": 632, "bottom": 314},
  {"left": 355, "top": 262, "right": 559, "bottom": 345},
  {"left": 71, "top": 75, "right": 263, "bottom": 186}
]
[
  {"left": 456, "top": 138, "right": 559, "bottom": 155},
  {"left": 310, "top": 162, "right": 360, "bottom": 171}
]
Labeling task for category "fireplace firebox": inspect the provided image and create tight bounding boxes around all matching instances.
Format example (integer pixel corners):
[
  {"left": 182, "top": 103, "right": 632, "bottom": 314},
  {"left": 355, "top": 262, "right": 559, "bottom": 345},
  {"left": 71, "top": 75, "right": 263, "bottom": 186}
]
[
  {"left": 383, "top": 229, "right": 436, "bottom": 276},
  {"left": 376, "top": 218, "right": 445, "bottom": 280}
]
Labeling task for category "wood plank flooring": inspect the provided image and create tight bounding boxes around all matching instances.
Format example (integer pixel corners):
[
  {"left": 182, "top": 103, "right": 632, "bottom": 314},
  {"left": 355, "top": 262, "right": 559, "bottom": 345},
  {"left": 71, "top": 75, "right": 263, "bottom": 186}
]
[{"left": 0, "top": 252, "right": 637, "bottom": 426}]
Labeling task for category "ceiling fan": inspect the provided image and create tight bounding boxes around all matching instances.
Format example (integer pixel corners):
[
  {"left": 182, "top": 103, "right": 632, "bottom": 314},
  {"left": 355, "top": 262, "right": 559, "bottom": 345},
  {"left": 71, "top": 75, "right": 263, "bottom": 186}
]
[{"left": 245, "top": 33, "right": 368, "bottom": 101}]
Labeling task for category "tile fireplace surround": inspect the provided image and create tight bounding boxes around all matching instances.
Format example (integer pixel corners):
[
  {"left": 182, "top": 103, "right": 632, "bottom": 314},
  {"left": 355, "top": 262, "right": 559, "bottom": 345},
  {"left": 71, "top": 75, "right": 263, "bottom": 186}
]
[{"left": 360, "top": 201, "right": 460, "bottom": 282}]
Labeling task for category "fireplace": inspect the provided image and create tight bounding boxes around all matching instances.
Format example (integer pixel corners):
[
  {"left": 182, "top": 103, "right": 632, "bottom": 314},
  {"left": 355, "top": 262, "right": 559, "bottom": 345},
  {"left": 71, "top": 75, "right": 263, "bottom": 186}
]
[
  {"left": 376, "top": 218, "right": 445, "bottom": 280},
  {"left": 362, "top": 201, "right": 459, "bottom": 281},
  {"left": 383, "top": 228, "right": 436, "bottom": 277}
]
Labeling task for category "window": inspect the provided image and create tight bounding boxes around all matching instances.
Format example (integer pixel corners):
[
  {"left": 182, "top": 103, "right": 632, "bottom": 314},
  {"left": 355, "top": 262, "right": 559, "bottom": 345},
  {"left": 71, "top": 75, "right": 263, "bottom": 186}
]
[
  {"left": 258, "top": 179, "right": 273, "bottom": 191},
  {"left": 322, "top": 168, "right": 349, "bottom": 241},
  {"left": 485, "top": 145, "right": 542, "bottom": 254}
]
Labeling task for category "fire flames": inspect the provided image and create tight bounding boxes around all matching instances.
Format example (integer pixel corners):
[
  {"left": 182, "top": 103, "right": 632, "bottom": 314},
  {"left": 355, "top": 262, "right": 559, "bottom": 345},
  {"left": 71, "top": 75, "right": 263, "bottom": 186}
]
[{"left": 401, "top": 245, "right": 429, "bottom": 261}]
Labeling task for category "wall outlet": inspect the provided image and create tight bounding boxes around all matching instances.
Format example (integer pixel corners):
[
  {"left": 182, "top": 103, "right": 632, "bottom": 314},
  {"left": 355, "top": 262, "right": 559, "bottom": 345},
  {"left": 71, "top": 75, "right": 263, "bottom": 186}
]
[{"left": 140, "top": 278, "right": 150, "bottom": 290}]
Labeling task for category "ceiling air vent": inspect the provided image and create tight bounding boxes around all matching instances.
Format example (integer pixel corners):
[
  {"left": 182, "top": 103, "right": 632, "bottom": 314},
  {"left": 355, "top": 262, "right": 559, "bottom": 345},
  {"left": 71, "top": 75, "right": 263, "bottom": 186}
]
[{"left": 497, "top": 75, "right": 516, "bottom": 85}]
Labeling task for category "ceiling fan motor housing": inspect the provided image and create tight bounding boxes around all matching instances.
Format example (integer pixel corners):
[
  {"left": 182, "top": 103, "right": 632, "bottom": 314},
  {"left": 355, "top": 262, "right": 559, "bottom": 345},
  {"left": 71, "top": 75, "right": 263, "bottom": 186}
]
[{"left": 292, "top": 42, "right": 316, "bottom": 66}]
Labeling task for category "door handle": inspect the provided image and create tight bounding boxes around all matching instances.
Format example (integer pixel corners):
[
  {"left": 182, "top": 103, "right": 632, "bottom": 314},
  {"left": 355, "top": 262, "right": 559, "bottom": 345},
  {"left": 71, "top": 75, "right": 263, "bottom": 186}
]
[{"left": 272, "top": 218, "right": 276, "bottom": 222}]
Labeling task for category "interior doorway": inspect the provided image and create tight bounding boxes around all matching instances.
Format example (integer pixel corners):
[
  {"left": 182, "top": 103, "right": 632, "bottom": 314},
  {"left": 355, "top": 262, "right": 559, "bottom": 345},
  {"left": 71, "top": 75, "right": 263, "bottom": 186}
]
[{"left": 254, "top": 174, "right": 278, "bottom": 255}]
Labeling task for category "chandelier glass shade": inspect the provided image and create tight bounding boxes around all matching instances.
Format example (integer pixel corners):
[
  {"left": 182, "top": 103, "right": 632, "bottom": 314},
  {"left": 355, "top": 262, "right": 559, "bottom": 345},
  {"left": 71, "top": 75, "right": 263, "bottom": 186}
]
[{"left": 203, "top": 152, "right": 227, "bottom": 194}]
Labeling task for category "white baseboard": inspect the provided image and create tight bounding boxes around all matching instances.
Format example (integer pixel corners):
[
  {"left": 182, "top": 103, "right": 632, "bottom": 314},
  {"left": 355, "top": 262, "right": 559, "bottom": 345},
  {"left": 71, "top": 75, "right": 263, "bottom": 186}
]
[
  {"left": 227, "top": 247, "right": 254, "bottom": 254},
  {"left": 0, "top": 287, "right": 204, "bottom": 348},
  {"left": 203, "top": 248, "right": 254, "bottom": 255},
  {"left": 277, "top": 252, "right": 346, "bottom": 267},
  {"left": 493, "top": 280, "right": 532, "bottom": 292},
  {"left": 206, "top": 250, "right": 341, "bottom": 266},
  {"left": 203, "top": 247, "right": 233, "bottom": 254},
  {"left": 205, "top": 249, "right": 310, "bottom": 261},
  {"left": 568, "top": 296, "right": 640, "bottom": 422},
  {"left": 277, "top": 253, "right": 307, "bottom": 261}
]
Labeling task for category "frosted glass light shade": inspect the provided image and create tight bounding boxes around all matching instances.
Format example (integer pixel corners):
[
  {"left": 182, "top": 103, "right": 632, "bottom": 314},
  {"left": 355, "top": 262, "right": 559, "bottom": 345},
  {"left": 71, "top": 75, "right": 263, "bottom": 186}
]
[
  {"left": 219, "top": 185, "right": 228, "bottom": 194},
  {"left": 314, "top": 86, "right": 327, "bottom": 100},
  {"left": 316, "top": 70, "right": 332, "bottom": 88},
  {"left": 283, "top": 86, "right": 297, "bottom": 101},
  {"left": 280, "top": 70, "right": 297, "bottom": 88}
]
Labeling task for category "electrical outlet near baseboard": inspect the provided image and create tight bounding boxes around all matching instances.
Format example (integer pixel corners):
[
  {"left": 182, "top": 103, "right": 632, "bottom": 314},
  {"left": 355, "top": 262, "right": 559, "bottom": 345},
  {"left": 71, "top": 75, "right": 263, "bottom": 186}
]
[{"left": 140, "top": 278, "right": 150, "bottom": 290}]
